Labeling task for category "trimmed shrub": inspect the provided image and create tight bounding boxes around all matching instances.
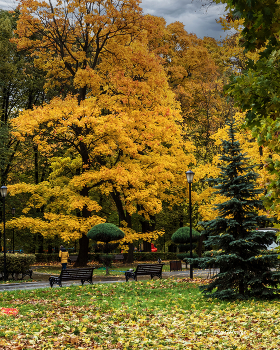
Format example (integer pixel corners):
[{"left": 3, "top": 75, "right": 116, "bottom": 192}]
[
  {"left": 34, "top": 251, "right": 179, "bottom": 264},
  {"left": 35, "top": 253, "right": 59, "bottom": 263},
  {"left": 171, "top": 226, "right": 200, "bottom": 244},
  {"left": 87, "top": 223, "right": 125, "bottom": 242},
  {"left": 0, "top": 253, "right": 36, "bottom": 277},
  {"left": 133, "top": 252, "right": 177, "bottom": 261}
]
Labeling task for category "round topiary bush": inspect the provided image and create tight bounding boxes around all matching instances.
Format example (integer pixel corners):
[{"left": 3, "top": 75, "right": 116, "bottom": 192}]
[
  {"left": 87, "top": 223, "right": 125, "bottom": 275},
  {"left": 87, "top": 223, "right": 125, "bottom": 242},
  {"left": 171, "top": 227, "right": 200, "bottom": 244}
]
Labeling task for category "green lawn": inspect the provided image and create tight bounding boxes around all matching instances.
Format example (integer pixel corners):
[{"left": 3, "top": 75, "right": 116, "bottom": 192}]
[{"left": 1, "top": 278, "right": 280, "bottom": 349}]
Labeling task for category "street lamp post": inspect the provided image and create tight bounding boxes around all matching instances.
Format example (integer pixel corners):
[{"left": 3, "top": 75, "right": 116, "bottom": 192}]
[
  {"left": 11, "top": 208, "right": 15, "bottom": 254},
  {"left": 186, "top": 170, "right": 195, "bottom": 279},
  {"left": 0, "top": 186, "right": 8, "bottom": 281}
]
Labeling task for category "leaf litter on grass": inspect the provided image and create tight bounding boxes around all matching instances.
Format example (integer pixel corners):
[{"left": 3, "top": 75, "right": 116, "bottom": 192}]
[{"left": 0, "top": 278, "right": 280, "bottom": 349}]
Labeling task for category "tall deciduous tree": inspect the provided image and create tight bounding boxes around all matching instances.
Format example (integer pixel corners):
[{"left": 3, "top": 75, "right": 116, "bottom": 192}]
[{"left": 10, "top": 0, "right": 194, "bottom": 264}]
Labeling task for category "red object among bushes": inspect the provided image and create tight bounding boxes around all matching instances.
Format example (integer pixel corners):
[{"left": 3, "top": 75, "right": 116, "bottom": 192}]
[{"left": 151, "top": 243, "right": 157, "bottom": 252}]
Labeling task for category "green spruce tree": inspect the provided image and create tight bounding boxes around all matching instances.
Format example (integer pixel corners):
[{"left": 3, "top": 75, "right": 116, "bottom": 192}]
[{"left": 195, "top": 120, "right": 280, "bottom": 299}]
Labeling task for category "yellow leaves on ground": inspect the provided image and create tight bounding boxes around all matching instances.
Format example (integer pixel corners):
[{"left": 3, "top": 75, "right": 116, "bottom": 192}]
[{"left": 1, "top": 279, "right": 280, "bottom": 349}]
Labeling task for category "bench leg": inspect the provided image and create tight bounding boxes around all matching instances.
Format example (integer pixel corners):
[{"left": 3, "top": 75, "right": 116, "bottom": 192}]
[
  {"left": 49, "top": 277, "right": 54, "bottom": 288},
  {"left": 81, "top": 278, "right": 93, "bottom": 285},
  {"left": 49, "top": 277, "right": 61, "bottom": 287}
]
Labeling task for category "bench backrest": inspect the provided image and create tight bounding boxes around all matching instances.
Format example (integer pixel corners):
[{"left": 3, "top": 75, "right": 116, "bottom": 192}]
[
  {"left": 60, "top": 268, "right": 94, "bottom": 280},
  {"left": 69, "top": 255, "right": 78, "bottom": 261},
  {"left": 114, "top": 254, "right": 124, "bottom": 259},
  {"left": 135, "top": 264, "right": 163, "bottom": 275}
]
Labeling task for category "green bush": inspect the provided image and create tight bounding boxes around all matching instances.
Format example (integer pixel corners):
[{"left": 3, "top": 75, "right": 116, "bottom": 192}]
[
  {"left": 87, "top": 223, "right": 125, "bottom": 242},
  {"left": 35, "top": 253, "right": 59, "bottom": 262},
  {"left": 34, "top": 251, "right": 181, "bottom": 264},
  {"left": 0, "top": 253, "right": 36, "bottom": 277},
  {"left": 133, "top": 252, "right": 177, "bottom": 261},
  {"left": 171, "top": 227, "right": 200, "bottom": 244}
]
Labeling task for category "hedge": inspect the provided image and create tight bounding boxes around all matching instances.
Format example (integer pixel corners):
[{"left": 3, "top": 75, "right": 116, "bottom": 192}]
[
  {"left": 35, "top": 253, "right": 59, "bottom": 262},
  {"left": 0, "top": 253, "right": 36, "bottom": 277},
  {"left": 133, "top": 252, "right": 177, "bottom": 261},
  {"left": 35, "top": 252, "right": 178, "bottom": 263}
]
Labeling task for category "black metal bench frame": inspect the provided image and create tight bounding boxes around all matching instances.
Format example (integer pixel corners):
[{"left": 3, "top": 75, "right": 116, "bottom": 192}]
[
  {"left": 49, "top": 267, "right": 95, "bottom": 287},
  {"left": 125, "top": 264, "right": 164, "bottom": 282}
]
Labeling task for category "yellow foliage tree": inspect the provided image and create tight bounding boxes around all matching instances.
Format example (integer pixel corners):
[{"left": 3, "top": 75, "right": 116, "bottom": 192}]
[{"left": 10, "top": 0, "right": 196, "bottom": 264}]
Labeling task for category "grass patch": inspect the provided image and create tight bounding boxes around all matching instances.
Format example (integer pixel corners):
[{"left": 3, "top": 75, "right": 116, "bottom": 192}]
[
  {"left": 1, "top": 278, "right": 280, "bottom": 349},
  {"left": 0, "top": 279, "right": 34, "bottom": 284}
]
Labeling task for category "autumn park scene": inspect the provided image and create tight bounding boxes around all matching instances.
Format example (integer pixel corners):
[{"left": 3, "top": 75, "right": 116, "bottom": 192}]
[{"left": 1, "top": 0, "right": 280, "bottom": 348}]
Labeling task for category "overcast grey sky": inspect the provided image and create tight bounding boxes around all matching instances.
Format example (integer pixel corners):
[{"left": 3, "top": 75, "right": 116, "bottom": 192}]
[{"left": 0, "top": 0, "right": 228, "bottom": 39}]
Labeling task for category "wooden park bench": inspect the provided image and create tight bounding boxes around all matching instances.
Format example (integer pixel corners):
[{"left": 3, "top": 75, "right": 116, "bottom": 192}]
[
  {"left": 68, "top": 255, "right": 78, "bottom": 264},
  {"left": 49, "top": 267, "right": 95, "bottom": 287},
  {"left": 114, "top": 254, "right": 124, "bottom": 263},
  {"left": 125, "top": 264, "right": 164, "bottom": 282}
]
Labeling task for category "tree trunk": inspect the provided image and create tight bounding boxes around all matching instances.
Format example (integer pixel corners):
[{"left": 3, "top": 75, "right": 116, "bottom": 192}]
[
  {"left": 143, "top": 240, "right": 151, "bottom": 252},
  {"left": 141, "top": 216, "right": 156, "bottom": 252},
  {"left": 239, "top": 280, "right": 245, "bottom": 296},
  {"left": 74, "top": 233, "right": 89, "bottom": 267},
  {"left": 127, "top": 243, "right": 134, "bottom": 263},
  {"left": 110, "top": 189, "right": 134, "bottom": 263},
  {"left": 197, "top": 234, "right": 205, "bottom": 257},
  {"left": 38, "top": 233, "right": 44, "bottom": 253}
]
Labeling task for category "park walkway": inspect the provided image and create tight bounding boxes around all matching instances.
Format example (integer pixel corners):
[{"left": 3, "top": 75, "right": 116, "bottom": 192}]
[{"left": 0, "top": 269, "right": 218, "bottom": 291}]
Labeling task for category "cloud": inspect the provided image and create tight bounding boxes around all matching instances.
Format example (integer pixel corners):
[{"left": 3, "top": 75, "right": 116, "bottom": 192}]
[
  {"left": 0, "top": 0, "right": 228, "bottom": 40},
  {"left": 0, "top": 0, "right": 16, "bottom": 11},
  {"left": 141, "top": 0, "right": 227, "bottom": 39}
]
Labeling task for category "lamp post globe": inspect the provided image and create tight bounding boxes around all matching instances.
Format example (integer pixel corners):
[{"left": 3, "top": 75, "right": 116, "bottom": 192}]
[
  {"left": 0, "top": 186, "right": 7, "bottom": 198},
  {"left": 185, "top": 171, "right": 195, "bottom": 279},
  {"left": 185, "top": 170, "right": 195, "bottom": 183}
]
